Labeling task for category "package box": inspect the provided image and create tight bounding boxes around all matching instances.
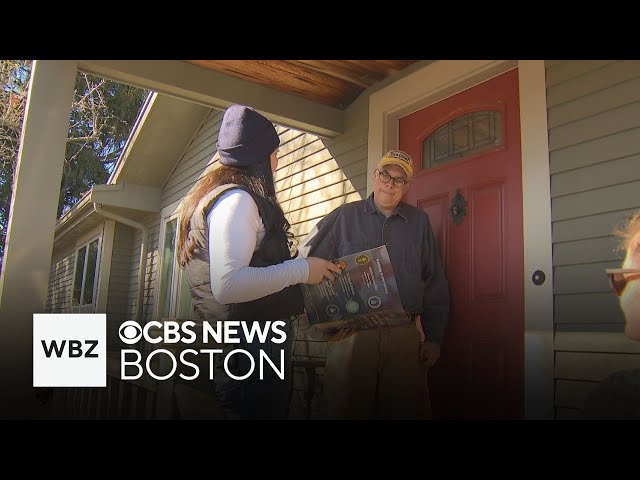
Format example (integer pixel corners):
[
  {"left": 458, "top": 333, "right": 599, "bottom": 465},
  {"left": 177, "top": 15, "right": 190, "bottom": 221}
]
[{"left": 302, "top": 245, "right": 410, "bottom": 333}]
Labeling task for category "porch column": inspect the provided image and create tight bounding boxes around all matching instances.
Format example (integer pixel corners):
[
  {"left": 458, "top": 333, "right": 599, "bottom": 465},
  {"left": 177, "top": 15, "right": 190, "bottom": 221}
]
[{"left": 0, "top": 60, "right": 77, "bottom": 419}]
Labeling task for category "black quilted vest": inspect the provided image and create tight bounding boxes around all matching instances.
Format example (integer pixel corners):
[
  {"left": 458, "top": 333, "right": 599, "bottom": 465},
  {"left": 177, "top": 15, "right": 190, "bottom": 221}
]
[{"left": 185, "top": 184, "right": 304, "bottom": 322}]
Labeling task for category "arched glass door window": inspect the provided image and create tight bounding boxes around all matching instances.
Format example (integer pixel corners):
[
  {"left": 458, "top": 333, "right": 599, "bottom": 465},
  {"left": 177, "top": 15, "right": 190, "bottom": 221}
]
[{"left": 422, "top": 110, "right": 502, "bottom": 170}]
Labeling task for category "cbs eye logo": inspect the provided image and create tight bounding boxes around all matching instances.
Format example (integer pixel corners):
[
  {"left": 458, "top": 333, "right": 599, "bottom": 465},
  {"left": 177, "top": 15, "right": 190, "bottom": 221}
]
[{"left": 119, "top": 321, "right": 142, "bottom": 345}]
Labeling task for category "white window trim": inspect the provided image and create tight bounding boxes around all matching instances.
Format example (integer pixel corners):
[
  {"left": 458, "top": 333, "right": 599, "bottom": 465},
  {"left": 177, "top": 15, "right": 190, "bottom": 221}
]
[
  {"left": 70, "top": 224, "right": 104, "bottom": 312},
  {"left": 368, "top": 60, "right": 554, "bottom": 420},
  {"left": 155, "top": 199, "right": 192, "bottom": 320},
  {"left": 95, "top": 220, "right": 115, "bottom": 313}
]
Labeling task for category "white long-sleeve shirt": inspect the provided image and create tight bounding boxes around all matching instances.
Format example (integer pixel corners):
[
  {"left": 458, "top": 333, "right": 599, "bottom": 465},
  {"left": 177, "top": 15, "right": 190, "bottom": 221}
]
[{"left": 206, "top": 189, "right": 309, "bottom": 304}]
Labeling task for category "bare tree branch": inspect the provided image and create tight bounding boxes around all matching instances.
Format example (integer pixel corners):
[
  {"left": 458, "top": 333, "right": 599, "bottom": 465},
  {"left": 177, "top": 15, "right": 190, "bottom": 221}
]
[
  {"left": 0, "top": 134, "right": 18, "bottom": 143},
  {"left": 66, "top": 136, "right": 99, "bottom": 144},
  {"left": 0, "top": 119, "right": 22, "bottom": 131},
  {"left": 0, "top": 60, "right": 148, "bottom": 261}
]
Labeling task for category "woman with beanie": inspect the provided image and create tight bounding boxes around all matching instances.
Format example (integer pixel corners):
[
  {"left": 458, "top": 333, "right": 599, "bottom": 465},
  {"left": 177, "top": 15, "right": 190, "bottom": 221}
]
[{"left": 177, "top": 105, "right": 341, "bottom": 420}]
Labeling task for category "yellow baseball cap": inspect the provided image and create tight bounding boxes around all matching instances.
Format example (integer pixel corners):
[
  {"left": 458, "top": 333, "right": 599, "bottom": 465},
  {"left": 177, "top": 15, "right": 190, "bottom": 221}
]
[{"left": 377, "top": 150, "right": 413, "bottom": 179}]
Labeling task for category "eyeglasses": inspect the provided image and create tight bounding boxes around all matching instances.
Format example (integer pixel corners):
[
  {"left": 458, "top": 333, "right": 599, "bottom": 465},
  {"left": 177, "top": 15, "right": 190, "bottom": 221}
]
[
  {"left": 605, "top": 268, "right": 640, "bottom": 297},
  {"left": 376, "top": 169, "right": 409, "bottom": 188}
]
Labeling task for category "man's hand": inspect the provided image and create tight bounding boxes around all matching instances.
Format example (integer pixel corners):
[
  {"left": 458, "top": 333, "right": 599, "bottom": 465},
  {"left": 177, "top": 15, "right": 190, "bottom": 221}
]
[
  {"left": 415, "top": 315, "right": 426, "bottom": 342},
  {"left": 328, "top": 328, "right": 355, "bottom": 342},
  {"left": 413, "top": 314, "right": 440, "bottom": 367},
  {"left": 419, "top": 341, "right": 440, "bottom": 367}
]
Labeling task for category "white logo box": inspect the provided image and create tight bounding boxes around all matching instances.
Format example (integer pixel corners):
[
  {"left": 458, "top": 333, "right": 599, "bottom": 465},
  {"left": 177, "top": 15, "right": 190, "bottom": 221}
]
[{"left": 33, "top": 313, "right": 106, "bottom": 387}]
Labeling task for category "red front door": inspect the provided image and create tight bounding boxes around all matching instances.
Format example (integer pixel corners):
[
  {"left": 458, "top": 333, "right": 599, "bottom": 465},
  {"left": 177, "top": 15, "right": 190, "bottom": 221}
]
[{"left": 400, "top": 69, "right": 524, "bottom": 419}]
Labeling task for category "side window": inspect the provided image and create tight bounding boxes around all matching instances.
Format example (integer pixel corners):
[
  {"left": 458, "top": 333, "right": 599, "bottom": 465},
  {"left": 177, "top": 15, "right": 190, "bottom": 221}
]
[
  {"left": 157, "top": 207, "right": 193, "bottom": 320},
  {"left": 72, "top": 237, "right": 101, "bottom": 312}
]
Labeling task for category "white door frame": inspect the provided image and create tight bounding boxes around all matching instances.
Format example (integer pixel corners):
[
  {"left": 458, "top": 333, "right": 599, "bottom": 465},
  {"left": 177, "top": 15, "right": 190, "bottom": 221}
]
[{"left": 368, "top": 60, "right": 554, "bottom": 419}]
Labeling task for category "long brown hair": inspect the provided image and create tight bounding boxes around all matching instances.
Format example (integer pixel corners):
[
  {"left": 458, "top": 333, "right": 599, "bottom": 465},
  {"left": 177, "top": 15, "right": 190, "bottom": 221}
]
[{"left": 176, "top": 164, "right": 295, "bottom": 268}]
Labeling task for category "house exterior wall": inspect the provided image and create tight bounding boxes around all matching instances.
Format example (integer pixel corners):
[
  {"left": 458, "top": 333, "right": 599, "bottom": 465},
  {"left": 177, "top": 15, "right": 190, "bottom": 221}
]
[
  {"left": 162, "top": 110, "right": 225, "bottom": 208},
  {"left": 46, "top": 221, "right": 134, "bottom": 347},
  {"left": 547, "top": 60, "right": 640, "bottom": 419},
  {"left": 122, "top": 213, "right": 160, "bottom": 326},
  {"left": 45, "top": 249, "right": 75, "bottom": 314},
  {"left": 106, "top": 222, "right": 134, "bottom": 347}
]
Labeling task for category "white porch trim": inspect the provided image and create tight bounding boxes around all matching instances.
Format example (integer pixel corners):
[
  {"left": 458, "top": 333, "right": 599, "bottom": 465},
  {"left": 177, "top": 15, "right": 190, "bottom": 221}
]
[
  {"left": 77, "top": 60, "right": 345, "bottom": 138},
  {"left": 90, "top": 183, "right": 162, "bottom": 213},
  {"left": 367, "top": 60, "right": 554, "bottom": 419},
  {"left": 0, "top": 60, "right": 78, "bottom": 418},
  {"left": 518, "top": 61, "right": 554, "bottom": 420}
]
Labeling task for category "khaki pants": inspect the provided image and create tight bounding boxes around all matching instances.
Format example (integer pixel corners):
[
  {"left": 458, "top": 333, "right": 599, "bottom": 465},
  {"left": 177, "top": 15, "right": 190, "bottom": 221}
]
[{"left": 324, "top": 323, "right": 431, "bottom": 420}]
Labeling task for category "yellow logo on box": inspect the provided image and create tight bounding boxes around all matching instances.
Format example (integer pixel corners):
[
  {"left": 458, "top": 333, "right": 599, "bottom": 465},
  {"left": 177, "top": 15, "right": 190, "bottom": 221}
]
[{"left": 355, "top": 255, "right": 369, "bottom": 265}]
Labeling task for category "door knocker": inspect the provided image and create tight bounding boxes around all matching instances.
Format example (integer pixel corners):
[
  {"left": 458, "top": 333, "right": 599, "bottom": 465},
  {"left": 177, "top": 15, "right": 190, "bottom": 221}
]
[{"left": 450, "top": 190, "right": 467, "bottom": 225}]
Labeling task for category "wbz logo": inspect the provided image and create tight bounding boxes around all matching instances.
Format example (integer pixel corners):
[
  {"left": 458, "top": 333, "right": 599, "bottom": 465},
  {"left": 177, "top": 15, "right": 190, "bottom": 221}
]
[
  {"left": 41, "top": 339, "right": 99, "bottom": 358},
  {"left": 33, "top": 314, "right": 106, "bottom": 387}
]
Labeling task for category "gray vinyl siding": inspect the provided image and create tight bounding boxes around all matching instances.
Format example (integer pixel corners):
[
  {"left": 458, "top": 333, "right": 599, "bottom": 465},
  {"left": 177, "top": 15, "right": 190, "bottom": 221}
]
[
  {"left": 130, "top": 213, "right": 160, "bottom": 324},
  {"left": 106, "top": 222, "right": 134, "bottom": 347},
  {"left": 45, "top": 249, "right": 76, "bottom": 313},
  {"left": 279, "top": 103, "right": 370, "bottom": 419},
  {"left": 275, "top": 126, "right": 367, "bottom": 241},
  {"left": 162, "top": 110, "right": 224, "bottom": 209},
  {"left": 107, "top": 213, "right": 159, "bottom": 334},
  {"left": 548, "top": 60, "right": 640, "bottom": 418}
]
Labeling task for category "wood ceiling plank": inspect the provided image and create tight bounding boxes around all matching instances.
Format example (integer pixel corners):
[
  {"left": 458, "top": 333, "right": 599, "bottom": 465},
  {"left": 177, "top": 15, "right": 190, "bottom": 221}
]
[
  {"left": 287, "top": 60, "right": 375, "bottom": 88},
  {"left": 185, "top": 60, "right": 417, "bottom": 109},
  {"left": 339, "top": 60, "right": 417, "bottom": 76},
  {"left": 187, "top": 59, "right": 359, "bottom": 107}
]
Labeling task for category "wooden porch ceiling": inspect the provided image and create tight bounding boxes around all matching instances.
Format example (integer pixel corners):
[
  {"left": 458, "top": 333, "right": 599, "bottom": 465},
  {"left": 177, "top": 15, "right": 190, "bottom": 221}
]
[{"left": 183, "top": 60, "right": 419, "bottom": 110}]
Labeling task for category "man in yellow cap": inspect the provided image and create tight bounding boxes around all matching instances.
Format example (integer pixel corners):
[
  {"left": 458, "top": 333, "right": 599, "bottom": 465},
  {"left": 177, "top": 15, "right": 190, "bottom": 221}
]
[{"left": 299, "top": 149, "right": 450, "bottom": 419}]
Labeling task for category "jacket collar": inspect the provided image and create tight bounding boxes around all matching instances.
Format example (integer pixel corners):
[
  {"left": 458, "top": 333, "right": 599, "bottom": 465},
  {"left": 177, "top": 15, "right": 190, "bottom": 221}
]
[{"left": 364, "top": 193, "right": 408, "bottom": 222}]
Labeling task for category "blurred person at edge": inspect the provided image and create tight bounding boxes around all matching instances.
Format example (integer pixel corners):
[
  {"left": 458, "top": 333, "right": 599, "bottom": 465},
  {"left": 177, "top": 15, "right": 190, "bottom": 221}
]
[{"left": 582, "top": 212, "right": 640, "bottom": 420}]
